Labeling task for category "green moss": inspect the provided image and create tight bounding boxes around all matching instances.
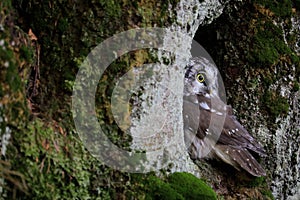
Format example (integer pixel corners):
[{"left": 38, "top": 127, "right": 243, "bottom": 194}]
[
  {"left": 168, "top": 172, "right": 217, "bottom": 200},
  {"left": 262, "top": 90, "right": 289, "bottom": 118},
  {"left": 245, "top": 2, "right": 298, "bottom": 69},
  {"left": 144, "top": 175, "right": 184, "bottom": 200},
  {"left": 253, "top": 178, "right": 274, "bottom": 199},
  {"left": 57, "top": 18, "right": 69, "bottom": 33},
  {"left": 249, "top": 21, "right": 292, "bottom": 66},
  {"left": 0, "top": 41, "right": 24, "bottom": 92},
  {"left": 0, "top": 0, "right": 12, "bottom": 9},
  {"left": 9, "top": 119, "right": 115, "bottom": 199},
  {"left": 131, "top": 172, "right": 217, "bottom": 200},
  {"left": 0, "top": 2, "right": 32, "bottom": 196},
  {"left": 292, "top": 81, "right": 300, "bottom": 92},
  {"left": 19, "top": 45, "right": 34, "bottom": 62},
  {"left": 248, "top": 176, "right": 265, "bottom": 187},
  {"left": 254, "top": 0, "right": 293, "bottom": 17},
  {"left": 261, "top": 189, "right": 275, "bottom": 200},
  {"left": 0, "top": 42, "right": 13, "bottom": 60}
]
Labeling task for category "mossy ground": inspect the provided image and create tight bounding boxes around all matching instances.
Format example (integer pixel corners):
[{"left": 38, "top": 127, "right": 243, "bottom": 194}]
[{"left": 131, "top": 172, "right": 217, "bottom": 200}]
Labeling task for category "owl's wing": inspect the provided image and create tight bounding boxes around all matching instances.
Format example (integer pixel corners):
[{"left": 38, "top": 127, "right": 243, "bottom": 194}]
[
  {"left": 215, "top": 145, "right": 266, "bottom": 176},
  {"left": 184, "top": 94, "right": 266, "bottom": 176},
  {"left": 211, "top": 103, "right": 267, "bottom": 177},
  {"left": 195, "top": 95, "right": 266, "bottom": 156},
  {"left": 219, "top": 113, "right": 267, "bottom": 156}
]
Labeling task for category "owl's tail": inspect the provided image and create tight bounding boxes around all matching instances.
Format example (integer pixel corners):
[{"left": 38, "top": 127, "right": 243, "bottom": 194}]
[{"left": 214, "top": 145, "right": 266, "bottom": 177}]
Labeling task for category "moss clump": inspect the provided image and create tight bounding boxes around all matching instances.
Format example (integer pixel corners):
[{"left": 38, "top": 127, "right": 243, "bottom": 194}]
[
  {"left": 168, "top": 172, "right": 217, "bottom": 200},
  {"left": 248, "top": 176, "right": 266, "bottom": 187},
  {"left": 247, "top": 177, "right": 275, "bottom": 200},
  {"left": 133, "top": 172, "right": 217, "bottom": 200},
  {"left": 144, "top": 175, "right": 184, "bottom": 200},
  {"left": 262, "top": 90, "right": 289, "bottom": 118}
]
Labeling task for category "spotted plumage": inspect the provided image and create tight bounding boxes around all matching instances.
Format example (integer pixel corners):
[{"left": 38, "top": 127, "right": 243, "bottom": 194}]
[{"left": 183, "top": 57, "right": 266, "bottom": 177}]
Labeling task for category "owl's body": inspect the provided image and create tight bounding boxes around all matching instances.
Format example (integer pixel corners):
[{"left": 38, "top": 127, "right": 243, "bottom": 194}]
[{"left": 184, "top": 57, "right": 266, "bottom": 177}]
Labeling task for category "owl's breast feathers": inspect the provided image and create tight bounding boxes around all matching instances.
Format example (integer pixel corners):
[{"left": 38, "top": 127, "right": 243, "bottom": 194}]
[{"left": 183, "top": 94, "right": 266, "bottom": 177}]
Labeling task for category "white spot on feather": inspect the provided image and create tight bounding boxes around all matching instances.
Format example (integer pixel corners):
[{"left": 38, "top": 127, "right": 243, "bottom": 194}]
[
  {"left": 199, "top": 101, "right": 210, "bottom": 110},
  {"left": 216, "top": 112, "right": 223, "bottom": 116}
]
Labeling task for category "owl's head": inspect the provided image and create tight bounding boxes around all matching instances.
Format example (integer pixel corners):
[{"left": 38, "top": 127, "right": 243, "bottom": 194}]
[{"left": 184, "top": 57, "right": 220, "bottom": 96}]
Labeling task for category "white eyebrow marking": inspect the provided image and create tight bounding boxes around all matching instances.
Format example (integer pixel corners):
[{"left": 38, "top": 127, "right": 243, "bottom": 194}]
[{"left": 199, "top": 102, "right": 210, "bottom": 110}]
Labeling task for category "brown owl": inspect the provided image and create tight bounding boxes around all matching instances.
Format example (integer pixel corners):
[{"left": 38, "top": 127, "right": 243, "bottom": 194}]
[{"left": 183, "top": 57, "right": 266, "bottom": 177}]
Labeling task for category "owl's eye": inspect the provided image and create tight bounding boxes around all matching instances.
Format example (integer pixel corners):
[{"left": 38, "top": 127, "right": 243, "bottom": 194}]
[{"left": 196, "top": 73, "right": 205, "bottom": 83}]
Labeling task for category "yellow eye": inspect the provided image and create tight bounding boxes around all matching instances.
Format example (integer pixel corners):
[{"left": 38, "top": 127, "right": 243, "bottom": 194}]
[{"left": 196, "top": 73, "right": 205, "bottom": 83}]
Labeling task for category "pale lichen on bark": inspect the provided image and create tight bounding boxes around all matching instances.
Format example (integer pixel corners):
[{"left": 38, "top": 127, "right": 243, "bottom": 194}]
[{"left": 129, "top": 0, "right": 231, "bottom": 174}]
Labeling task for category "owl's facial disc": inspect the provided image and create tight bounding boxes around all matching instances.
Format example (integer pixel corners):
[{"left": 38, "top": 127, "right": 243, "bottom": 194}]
[
  {"left": 184, "top": 63, "right": 211, "bottom": 96},
  {"left": 186, "top": 71, "right": 208, "bottom": 95}
]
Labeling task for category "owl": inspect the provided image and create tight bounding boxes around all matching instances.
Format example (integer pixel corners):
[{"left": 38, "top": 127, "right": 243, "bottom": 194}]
[{"left": 183, "top": 57, "right": 266, "bottom": 177}]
